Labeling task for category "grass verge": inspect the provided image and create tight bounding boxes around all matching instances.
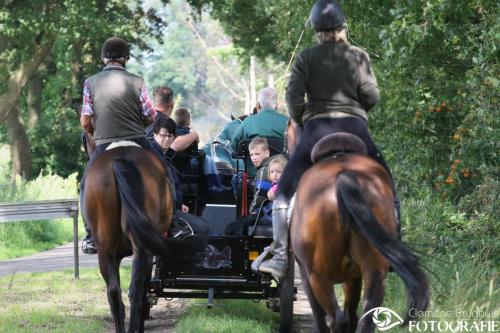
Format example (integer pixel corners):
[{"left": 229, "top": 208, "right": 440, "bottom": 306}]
[
  {"left": 0, "top": 268, "right": 125, "bottom": 333},
  {"left": 0, "top": 146, "right": 82, "bottom": 260}
]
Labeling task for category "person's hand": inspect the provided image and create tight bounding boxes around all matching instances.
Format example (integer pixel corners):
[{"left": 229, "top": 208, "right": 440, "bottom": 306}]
[
  {"left": 267, "top": 189, "right": 276, "bottom": 201},
  {"left": 181, "top": 204, "right": 189, "bottom": 213}
]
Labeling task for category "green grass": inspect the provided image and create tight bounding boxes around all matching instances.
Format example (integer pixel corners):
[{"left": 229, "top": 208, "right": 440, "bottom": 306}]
[
  {"left": 0, "top": 219, "right": 84, "bottom": 260},
  {"left": 176, "top": 299, "right": 279, "bottom": 333},
  {"left": 0, "top": 145, "right": 82, "bottom": 259},
  {"left": 0, "top": 267, "right": 279, "bottom": 333},
  {"left": 0, "top": 267, "right": 124, "bottom": 333}
]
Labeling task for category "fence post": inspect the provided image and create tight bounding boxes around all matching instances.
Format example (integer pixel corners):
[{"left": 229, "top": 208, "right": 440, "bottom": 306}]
[{"left": 71, "top": 202, "right": 80, "bottom": 279}]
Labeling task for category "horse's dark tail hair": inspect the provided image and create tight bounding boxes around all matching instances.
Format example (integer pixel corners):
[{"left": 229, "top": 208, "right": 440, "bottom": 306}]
[
  {"left": 112, "top": 158, "right": 206, "bottom": 261},
  {"left": 336, "top": 170, "right": 429, "bottom": 324}
]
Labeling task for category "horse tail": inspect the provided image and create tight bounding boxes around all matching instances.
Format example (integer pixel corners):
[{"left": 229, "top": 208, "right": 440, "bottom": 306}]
[
  {"left": 336, "top": 170, "right": 429, "bottom": 323},
  {"left": 112, "top": 157, "right": 206, "bottom": 261}
]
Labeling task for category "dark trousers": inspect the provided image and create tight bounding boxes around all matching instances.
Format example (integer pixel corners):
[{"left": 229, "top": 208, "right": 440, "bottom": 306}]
[{"left": 278, "top": 117, "right": 395, "bottom": 200}]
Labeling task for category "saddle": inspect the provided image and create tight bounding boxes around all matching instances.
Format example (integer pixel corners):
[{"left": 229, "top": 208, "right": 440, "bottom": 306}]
[{"left": 310, "top": 132, "right": 367, "bottom": 164}]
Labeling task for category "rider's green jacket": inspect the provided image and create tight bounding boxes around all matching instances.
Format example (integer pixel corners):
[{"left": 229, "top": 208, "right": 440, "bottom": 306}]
[{"left": 286, "top": 42, "right": 380, "bottom": 125}]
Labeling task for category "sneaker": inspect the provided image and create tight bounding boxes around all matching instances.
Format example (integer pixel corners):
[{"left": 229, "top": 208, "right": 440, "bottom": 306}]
[{"left": 82, "top": 237, "right": 97, "bottom": 254}]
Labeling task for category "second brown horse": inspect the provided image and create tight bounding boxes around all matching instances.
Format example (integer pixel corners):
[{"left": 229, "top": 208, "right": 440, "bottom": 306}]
[{"left": 289, "top": 132, "right": 429, "bottom": 332}]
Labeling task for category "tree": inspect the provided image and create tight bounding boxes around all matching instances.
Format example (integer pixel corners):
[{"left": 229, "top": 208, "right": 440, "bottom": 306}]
[
  {"left": 187, "top": 0, "right": 499, "bottom": 214},
  {"left": 129, "top": 0, "right": 286, "bottom": 141},
  {"left": 0, "top": 0, "right": 167, "bottom": 179}
]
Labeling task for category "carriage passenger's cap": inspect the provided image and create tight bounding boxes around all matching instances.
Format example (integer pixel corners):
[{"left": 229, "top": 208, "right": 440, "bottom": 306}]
[{"left": 310, "top": 0, "right": 346, "bottom": 32}]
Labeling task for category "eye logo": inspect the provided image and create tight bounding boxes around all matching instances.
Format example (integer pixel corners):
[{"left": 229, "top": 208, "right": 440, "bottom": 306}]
[{"left": 359, "top": 307, "right": 404, "bottom": 331}]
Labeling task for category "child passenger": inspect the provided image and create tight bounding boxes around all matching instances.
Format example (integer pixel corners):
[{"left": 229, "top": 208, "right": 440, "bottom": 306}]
[
  {"left": 248, "top": 137, "right": 272, "bottom": 212},
  {"left": 173, "top": 107, "right": 192, "bottom": 136},
  {"left": 226, "top": 137, "right": 287, "bottom": 235},
  {"left": 267, "top": 155, "right": 287, "bottom": 201}
]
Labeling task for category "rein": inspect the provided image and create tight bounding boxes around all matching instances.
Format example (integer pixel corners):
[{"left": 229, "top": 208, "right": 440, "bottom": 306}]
[{"left": 277, "top": 16, "right": 310, "bottom": 102}]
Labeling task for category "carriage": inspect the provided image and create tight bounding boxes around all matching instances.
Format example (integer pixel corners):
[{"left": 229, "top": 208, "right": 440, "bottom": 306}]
[
  {"left": 84, "top": 128, "right": 429, "bottom": 333},
  {"left": 143, "top": 137, "right": 297, "bottom": 332}
]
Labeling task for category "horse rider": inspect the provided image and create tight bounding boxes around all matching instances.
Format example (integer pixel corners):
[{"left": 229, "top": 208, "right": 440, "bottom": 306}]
[
  {"left": 257, "top": 0, "right": 400, "bottom": 278},
  {"left": 79, "top": 37, "right": 175, "bottom": 253}
]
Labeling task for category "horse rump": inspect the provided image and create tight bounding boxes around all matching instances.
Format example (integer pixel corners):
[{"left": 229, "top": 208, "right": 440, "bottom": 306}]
[
  {"left": 112, "top": 157, "right": 207, "bottom": 261},
  {"left": 336, "top": 170, "right": 429, "bottom": 323}
]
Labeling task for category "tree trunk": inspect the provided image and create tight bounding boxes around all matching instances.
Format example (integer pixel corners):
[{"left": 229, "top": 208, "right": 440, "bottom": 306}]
[
  {"left": 62, "top": 41, "right": 82, "bottom": 109},
  {"left": 244, "top": 80, "right": 251, "bottom": 115},
  {"left": 7, "top": 105, "right": 32, "bottom": 180},
  {"left": 27, "top": 72, "right": 43, "bottom": 129},
  {"left": 250, "top": 56, "right": 257, "bottom": 107},
  {"left": 268, "top": 74, "right": 275, "bottom": 89},
  {"left": 0, "top": 36, "right": 55, "bottom": 123}
]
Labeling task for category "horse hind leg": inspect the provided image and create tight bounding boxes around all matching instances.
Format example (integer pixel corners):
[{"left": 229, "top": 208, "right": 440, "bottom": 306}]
[
  {"left": 299, "top": 265, "right": 328, "bottom": 333},
  {"left": 308, "top": 272, "right": 348, "bottom": 333},
  {"left": 342, "top": 278, "right": 362, "bottom": 333},
  {"left": 357, "top": 270, "right": 385, "bottom": 333},
  {"left": 127, "top": 246, "right": 153, "bottom": 333},
  {"left": 99, "top": 252, "right": 126, "bottom": 333}
]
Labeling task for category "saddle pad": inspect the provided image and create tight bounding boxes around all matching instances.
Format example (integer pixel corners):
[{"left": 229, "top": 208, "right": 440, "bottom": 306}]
[{"left": 106, "top": 141, "right": 142, "bottom": 150}]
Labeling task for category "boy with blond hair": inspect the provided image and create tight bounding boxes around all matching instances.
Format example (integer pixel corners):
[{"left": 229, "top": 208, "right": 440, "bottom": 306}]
[
  {"left": 226, "top": 137, "right": 286, "bottom": 235},
  {"left": 173, "top": 107, "right": 191, "bottom": 136}
]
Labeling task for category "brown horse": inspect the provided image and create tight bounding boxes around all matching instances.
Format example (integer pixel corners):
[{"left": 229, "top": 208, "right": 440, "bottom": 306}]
[
  {"left": 81, "top": 139, "right": 205, "bottom": 333},
  {"left": 287, "top": 123, "right": 429, "bottom": 333}
]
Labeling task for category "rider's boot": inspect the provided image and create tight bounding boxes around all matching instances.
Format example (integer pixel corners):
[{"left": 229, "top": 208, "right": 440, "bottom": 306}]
[
  {"left": 82, "top": 221, "right": 97, "bottom": 254},
  {"left": 258, "top": 197, "right": 289, "bottom": 279},
  {"left": 79, "top": 188, "right": 97, "bottom": 255}
]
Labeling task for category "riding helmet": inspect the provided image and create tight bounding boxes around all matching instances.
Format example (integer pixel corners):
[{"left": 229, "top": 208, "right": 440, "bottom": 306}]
[
  {"left": 101, "top": 37, "right": 130, "bottom": 60},
  {"left": 310, "top": 0, "right": 346, "bottom": 32}
]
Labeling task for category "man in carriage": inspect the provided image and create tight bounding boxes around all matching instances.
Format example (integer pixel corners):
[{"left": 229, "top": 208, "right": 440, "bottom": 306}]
[{"left": 230, "top": 87, "right": 288, "bottom": 176}]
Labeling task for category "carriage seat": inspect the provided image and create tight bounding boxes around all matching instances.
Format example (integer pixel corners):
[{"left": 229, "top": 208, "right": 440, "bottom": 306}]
[
  {"left": 172, "top": 145, "right": 205, "bottom": 215},
  {"left": 310, "top": 133, "right": 367, "bottom": 164}
]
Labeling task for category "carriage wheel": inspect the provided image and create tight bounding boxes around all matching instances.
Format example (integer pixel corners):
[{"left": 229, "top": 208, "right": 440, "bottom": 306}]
[
  {"left": 140, "top": 282, "right": 152, "bottom": 331},
  {"left": 279, "top": 252, "right": 295, "bottom": 333}
]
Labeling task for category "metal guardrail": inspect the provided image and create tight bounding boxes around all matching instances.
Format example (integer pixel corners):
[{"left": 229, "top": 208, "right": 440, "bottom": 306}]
[{"left": 0, "top": 199, "right": 80, "bottom": 278}]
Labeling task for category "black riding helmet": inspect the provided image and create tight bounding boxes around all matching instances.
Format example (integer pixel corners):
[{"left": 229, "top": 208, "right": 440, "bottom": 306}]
[
  {"left": 101, "top": 37, "right": 130, "bottom": 60},
  {"left": 310, "top": 0, "right": 346, "bottom": 32}
]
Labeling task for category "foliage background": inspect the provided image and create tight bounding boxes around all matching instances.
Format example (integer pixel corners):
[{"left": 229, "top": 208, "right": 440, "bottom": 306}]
[
  {"left": 0, "top": 0, "right": 497, "bottom": 328},
  {"left": 188, "top": 0, "right": 499, "bottom": 218}
]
